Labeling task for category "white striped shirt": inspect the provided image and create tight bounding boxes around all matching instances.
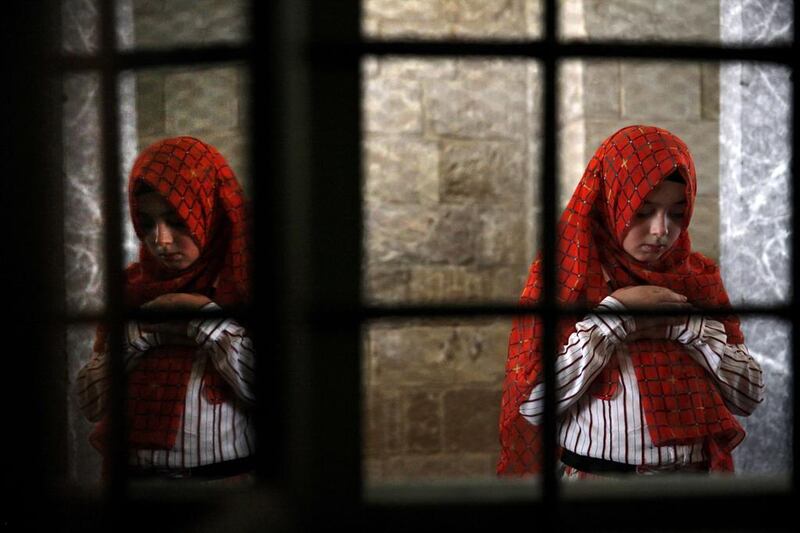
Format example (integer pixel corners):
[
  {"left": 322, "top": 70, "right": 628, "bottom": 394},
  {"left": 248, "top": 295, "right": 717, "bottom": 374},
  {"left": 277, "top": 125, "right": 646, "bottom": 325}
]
[
  {"left": 520, "top": 296, "right": 764, "bottom": 466},
  {"left": 76, "top": 302, "right": 256, "bottom": 468}
]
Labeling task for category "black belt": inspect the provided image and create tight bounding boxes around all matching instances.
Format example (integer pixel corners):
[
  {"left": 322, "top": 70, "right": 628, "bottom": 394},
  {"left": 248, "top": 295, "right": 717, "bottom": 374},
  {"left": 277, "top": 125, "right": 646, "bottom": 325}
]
[
  {"left": 560, "top": 449, "right": 636, "bottom": 474},
  {"left": 129, "top": 456, "right": 255, "bottom": 480},
  {"left": 560, "top": 449, "right": 708, "bottom": 475}
]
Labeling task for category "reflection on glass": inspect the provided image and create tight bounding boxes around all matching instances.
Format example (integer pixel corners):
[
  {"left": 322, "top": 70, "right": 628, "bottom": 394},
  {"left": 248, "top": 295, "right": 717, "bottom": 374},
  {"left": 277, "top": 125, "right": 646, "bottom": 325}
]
[
  {"left": 72, "top": 137, "right": 256, "bottom": 485},
  {"left": 67, "top": 323, "right": 104, "bottom": 487},
  {"left": 361, "top": 57, "right": 541, "bottom": 306},
  {"left": 63, "top": 72, "right": 106, "bottom": 315},
  {"left": 123, "top": 0, "right": 249, "bottom": 50},
  {"left": 62, "top": 0, "right": 99, "bottom": 54},
  {"left": 65, "top": 60, "right": 253, "bottom": 484}
]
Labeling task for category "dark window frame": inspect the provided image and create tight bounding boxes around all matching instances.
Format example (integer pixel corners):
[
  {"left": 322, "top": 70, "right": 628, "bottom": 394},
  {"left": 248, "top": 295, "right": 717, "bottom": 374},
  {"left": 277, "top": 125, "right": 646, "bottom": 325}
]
[{"left": 8, "top": 0, "right": 795, "bottom": 530}]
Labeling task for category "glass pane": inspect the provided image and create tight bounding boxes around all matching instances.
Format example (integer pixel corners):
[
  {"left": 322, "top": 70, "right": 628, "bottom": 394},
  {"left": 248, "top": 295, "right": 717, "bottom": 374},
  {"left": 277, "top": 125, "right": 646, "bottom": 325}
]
[
  {"left": 132, "top": 64, "right": 252, "bottom": 194},
  {"left": 62, "top": 0, "right": 100, "bottom": 54},
  {"left": 362, "top": 0, "right": 543, "bottom": 41},
  {"left": 559, "top": 58, "right": 791, "bottom": 307},
  {"left": 67, "top": 323, "right": 104, "bottom": 488},
  {"left": 363, "top": 317, "right": 509, "bottom": 484},
  {"left": 720, "top": 62, "right": 791, "bottom": 306},
  {"left": 123, "top": 0, "right": 250, "bottom": 50},
  {"left": 733, "top": 317, "right": 792, "bottom": 475},
  {"left": 63, "top": 72, "right": 139, "bottom": 315},
  {"left": 561, "top": 0, "right": 793, "bottom": 45},
  {"left": 361, "top": 57, "right": 542, "bottom": 306},
  {"left": 63, "top": 72, "right": 106, "bottom": 314}
]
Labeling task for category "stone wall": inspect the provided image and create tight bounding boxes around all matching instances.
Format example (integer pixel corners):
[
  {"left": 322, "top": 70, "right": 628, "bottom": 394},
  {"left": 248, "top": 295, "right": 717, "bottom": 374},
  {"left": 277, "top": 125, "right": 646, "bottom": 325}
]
[{"left": 363, "top": 0, "right": 723, "bottom": 483}]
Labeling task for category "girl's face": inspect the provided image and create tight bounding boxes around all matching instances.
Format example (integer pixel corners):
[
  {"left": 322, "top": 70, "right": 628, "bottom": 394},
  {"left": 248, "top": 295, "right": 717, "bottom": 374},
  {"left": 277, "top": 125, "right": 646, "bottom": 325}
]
[
  {"left": 621, "top": 180, "right": 686, "bottom": 263},
  {"left": 137, "top": 192, "right": 201, "bottom": 271}
]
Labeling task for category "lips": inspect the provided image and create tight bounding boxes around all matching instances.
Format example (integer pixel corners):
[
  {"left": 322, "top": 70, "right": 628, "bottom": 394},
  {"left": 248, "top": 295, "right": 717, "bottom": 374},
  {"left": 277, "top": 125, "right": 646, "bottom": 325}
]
[
  {"left": 640, "top": 244, "right": 665, "bottom": 253},
  {"left": 160, "top": 253, "right": 183, "bottom": 261}
]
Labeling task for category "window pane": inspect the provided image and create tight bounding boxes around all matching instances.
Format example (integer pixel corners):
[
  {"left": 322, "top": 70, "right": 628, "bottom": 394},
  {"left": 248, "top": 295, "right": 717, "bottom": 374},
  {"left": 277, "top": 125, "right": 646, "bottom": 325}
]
[
  {"left": 561, "top": 0, "right": 793, "bottom": 45},
  {"left": 733, "top": 317, "right": 792, "bottom": 475},
  {"left": 132, "top": 64, "right": 251, "bottom": 194},
  {"left": 561, "top": 57, "right": 791, "bottom": 306},
  {"left": 62, "top": 0, "right": 100, "bottom": 54},
  {"left": 63, "top": 72, "right": 106, "bottom": 314},
  {"left": 362, "top": 0, "right": 543, "bottom": 41},
  {"left": 363, "top": 317, "right": 509, "bottom": 484},
  {"left": 121, "top": 0, "right": 250, "bottom": 50},
  {"left": 361, "top": 57, "right": 542, "bottom": 306},
  {"left": 67, "top": 322, "right": 104, "bottom": 488}
]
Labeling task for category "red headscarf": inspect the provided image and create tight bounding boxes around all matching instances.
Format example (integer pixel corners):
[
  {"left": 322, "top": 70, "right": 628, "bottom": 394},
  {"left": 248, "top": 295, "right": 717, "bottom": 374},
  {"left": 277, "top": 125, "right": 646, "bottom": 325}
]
[
  {"left": 90, "top": 136, "right": 251, "bottom": 454},
  {"left": 497, "top": 125, "right": 745, "bottom": 476}
]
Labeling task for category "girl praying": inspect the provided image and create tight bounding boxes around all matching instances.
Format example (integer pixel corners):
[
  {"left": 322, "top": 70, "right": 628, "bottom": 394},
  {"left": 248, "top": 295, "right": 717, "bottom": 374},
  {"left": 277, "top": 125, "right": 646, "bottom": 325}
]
[
  {"left": 497, "top": 125, "right": 764, "bottom": 478},
  {"left": 77, "top": 136, "right": 256, "bottom": 481}
]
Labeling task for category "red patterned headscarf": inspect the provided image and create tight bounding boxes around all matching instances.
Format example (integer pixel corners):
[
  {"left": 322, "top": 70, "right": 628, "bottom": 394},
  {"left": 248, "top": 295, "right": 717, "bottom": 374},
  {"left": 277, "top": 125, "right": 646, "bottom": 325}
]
[
  {"left": 90, "top": 136, "right": 251, "bottom": 454},
  {"left": 497, "top": 125, "right": 745, "bottom": 476}
]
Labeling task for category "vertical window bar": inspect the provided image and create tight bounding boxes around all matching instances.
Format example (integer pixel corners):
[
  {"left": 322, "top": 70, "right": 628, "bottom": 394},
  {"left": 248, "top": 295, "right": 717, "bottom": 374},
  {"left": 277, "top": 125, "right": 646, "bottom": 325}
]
[
  {"left": 541, "top": 0, "right": 560, "bottom": 516},
  {"left": 98, "top": 0, "right": 127, "bottom": 506},
  {"left": 793, "top": 0, "right": 799, "bottom": 494}
]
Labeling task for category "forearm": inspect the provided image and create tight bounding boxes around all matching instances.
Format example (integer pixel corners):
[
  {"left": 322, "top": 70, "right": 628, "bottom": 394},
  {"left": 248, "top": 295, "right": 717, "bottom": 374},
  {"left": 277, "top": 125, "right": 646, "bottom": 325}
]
[
  {"left": 669, "top": 316, "right": 765, "bottom": 415},
  {"left": 75, "top": 322, "right": 157, "bottom": 421},
  {"left": 189, "top": 303, "right": 256, "bottom": 405},
  {"left": 520, "top": 297, "right": 631, "bottom": 423}
]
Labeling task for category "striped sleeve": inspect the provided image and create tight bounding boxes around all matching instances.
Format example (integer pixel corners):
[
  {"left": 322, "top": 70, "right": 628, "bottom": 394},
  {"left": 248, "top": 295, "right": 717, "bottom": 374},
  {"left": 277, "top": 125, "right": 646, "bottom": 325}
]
[
  {"left": 519, "top": 296, "right": 631, "bottom": 425},
  {"left": 188, "top": 302, "right": 256, "bottom": 405},
  {"left": 669, "top": 316, "right": 765, "bottom": 415},
  {"left": 75, "top": 322, "right": 157, "bottom": 421}
]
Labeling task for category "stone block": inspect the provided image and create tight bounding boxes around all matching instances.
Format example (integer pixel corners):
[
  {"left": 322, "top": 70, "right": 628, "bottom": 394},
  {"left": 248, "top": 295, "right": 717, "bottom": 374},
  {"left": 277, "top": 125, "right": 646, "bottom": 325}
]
[
  {"left": 378, "top": 58, "right": 458, "bottom": 81},
  {"left": 443, "top": 0, "right": 528, "bottom": 39},
  {"left": 408, "top": 266, "right": 487, "bottom": 303},
  {"left": 134, "top": 0, "right": 247, "bottom": 48},
  {"left": 583, "top": 60, "right": 620, "bottom": 118},
  {"left": 364, "top": 76, "right": 423, "bottom": 134},
  {"left": 443, "top": 388, "right": 503, "bottom": 453},
  {"left": 135, "top": 70, "right": 165, "bottom": 136},
  {"left": 526, "top": 0, "right": 544, "bottom": 39},
  {"left": 368, "top": 319, "right": 509, "bottom": 386},
  {"left": 478, "top": 208, "right": 530, "bottom": 267},
  {"left": 364, "top": 136, "right": 439, "bottom": 205},
  {"left": 363, "top": 266, "right": 411, "bottom": 304},
  {"left": 364, "top": 389, "right": 404, "bottom": 457},
  {"left": 439, "top": 140, "right": 526, "bottom": 203},
  {"left": 702, "top": 62, "right": 720, "bottom": 120},
  {"left": 364, "top": 204, "right": 479, "bottom": 266},
  {"left": 405, "top": 391, "right": 443, "bottom": 453},
  {"left": 164, "top": 66, "right": 240, "bottom": 134},
  {"left": 363, "top": 0, "right": 444, "bottom": 22},
  {"left": 382, "top": 452, "right": 496, "bottom": 481},
  {"left": 404, "top": 265, "right": 528, "bottom": 303},
  {"left": 689, "top": 194, "right": 719, "bottom": 262},
  {"left": 621, "top": 62, "right": 702, "bottom": 121},
  {"left": 583, "top": 0, "right": 719, "bottom": 43},
  {"left": 425, "top": 60, "right": 527, "bottom": 139}
]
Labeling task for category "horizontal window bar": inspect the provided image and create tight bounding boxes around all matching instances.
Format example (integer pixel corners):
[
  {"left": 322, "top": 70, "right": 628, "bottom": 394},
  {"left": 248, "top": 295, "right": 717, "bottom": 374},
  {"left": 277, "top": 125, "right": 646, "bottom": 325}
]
[
  {"left": 55, "top": 44, "right": 253, "bottom": 72},
  {"left": 323, "top": 41, "right": 795, "bottom": 64},
  {"left": 318, "top": 304, "right": 794, "bottom": 322},
  {"left": 61, "top": 304, "right": 794, "bottom": 325}
]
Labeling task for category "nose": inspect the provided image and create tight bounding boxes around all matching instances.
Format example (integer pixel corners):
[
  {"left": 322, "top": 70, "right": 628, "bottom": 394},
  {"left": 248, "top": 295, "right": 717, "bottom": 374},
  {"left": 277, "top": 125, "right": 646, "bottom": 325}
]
[
  {"left": 650, "top": 211, "right": 668, "bottom": 238},
  {"left": 154, "top": 221, "right": 173, "bottom": 247}
]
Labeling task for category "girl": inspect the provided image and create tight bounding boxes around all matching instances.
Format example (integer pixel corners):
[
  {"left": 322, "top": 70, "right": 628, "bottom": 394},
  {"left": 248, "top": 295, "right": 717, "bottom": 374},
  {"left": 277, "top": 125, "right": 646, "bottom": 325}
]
[
  {"left": 497, "top": 125, "right": 764, "bottom": 478},
  {"left": 77, "top": 136, "right": 256, "bottom": 481}
]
